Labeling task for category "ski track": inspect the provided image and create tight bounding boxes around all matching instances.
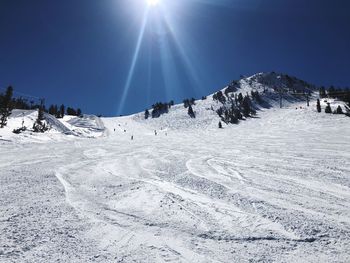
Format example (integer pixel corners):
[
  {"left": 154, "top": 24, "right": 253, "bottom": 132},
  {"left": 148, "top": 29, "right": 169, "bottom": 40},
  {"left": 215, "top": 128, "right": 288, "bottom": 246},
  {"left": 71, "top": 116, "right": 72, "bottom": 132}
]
[{"left": 1, "top": 104, "right": 350, "bottom": 262}]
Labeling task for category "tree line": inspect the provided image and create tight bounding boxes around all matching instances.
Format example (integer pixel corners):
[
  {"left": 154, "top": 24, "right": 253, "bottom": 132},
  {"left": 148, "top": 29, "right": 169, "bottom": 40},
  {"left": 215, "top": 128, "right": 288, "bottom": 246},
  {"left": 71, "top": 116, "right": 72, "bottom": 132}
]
[
  {"left": 145, "top": 101, "right": 174, "bottom": 119},
  {"left": 0, "top": 86, "right": 83, "bottom": 132}
]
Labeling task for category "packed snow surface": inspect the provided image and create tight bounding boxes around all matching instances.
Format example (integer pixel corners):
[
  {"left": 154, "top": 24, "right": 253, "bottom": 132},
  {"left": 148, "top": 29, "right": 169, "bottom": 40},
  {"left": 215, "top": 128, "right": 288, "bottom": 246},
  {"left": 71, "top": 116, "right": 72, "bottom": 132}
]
[{"left": 1, "top": 99, "right": 350, "bottom": 262}]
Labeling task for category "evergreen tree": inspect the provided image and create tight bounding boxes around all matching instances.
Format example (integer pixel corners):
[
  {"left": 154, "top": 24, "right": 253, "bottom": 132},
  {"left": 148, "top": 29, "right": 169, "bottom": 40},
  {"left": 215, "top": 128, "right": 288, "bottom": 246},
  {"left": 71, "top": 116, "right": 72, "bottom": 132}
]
[
  {"left": 213, "top": 91, "right": 226, "bottom": 103},
  {"left": 224, "top": 87, "right": 231, "bottom": 97},
  {"left": 183, "top": 99, "right": 190, "bottom": 108},
  {"left": 77, "top": 108, "right": 82, "bottom": 117},
  {"left": 216, "top": 107, "right": 223, "bottom": 117},
  {"left": 188, "top": 105, "right": 195, "bottom": 118},
  {"left": 145, "top": 109, "right": 150, "bottom": 119},
  {"left": 66, "top": 107, "right": 77, "bottom": 116},
  {"left": 336, "top": 105, "right": 343, "bottom": 114},
  {"left": 316, "top": 99, "right": 321, "bottom": 113},
  {"left": 218, "top": 121, "right": 222, "bottom": 129},
  {"left": 234, "top": 108, "right": 243, "bottom": 120},
  {"left": 48, "top": 104, "right": 57, "bottom": 116},
  {"left": 38, "top": 105, "right": 44, "bottom": 121},
  {"left": 251, "top": 90, "right": 262, "bottom": 103},
  {"left": 242, "top": 96, "right": 252, "bottom": 117},
  {"left": 33, "top": 105, "right": 48, "bottom": 133},
  {"left": 59, "top": 104, "right": 65, "bottom": 118},
  {"left": 238, "top": 93, "right": 243, "bottom": 104},
  {"left": 325, "top": 103, "right": 332, "bottom": 114},
  {"left": 12, "top": 97, "right": 31, "bottom": 110},
  {"left": 151, "top": 102, "right": 169, "bottom": 118},
  {"left": 53, "top": 105, "right": 59, "bottom": 118},
  {"left": 0, "top": 86, "right": 14, "bottom": 128}
]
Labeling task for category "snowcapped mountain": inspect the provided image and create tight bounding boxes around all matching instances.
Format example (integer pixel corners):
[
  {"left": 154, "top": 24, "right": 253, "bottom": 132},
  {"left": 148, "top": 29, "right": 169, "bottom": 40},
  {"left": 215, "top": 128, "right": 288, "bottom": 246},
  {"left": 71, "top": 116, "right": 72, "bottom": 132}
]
[
  {"left": 1, "top": 72, "right": 350, "bottom": 262},
  {"left": 131, "top": 72, "right": 317, "bottom": 130},
  {"left": 1, "top": 72, "right": 348, "bottom": 144}
]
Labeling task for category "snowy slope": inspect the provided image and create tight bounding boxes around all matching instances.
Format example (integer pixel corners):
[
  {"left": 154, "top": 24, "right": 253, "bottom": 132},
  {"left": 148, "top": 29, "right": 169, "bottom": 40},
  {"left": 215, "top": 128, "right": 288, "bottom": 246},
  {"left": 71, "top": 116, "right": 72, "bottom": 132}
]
[
  {"left": 0, "top": 110, "right": 106, "bottom": 143},
  {"left": 1, "top": 72, "right": 347, "bottom": 141},
  {"left": 1, "top": 73, "right": 350, "bottom": 262},
  {"left": 127, "top": 72, "right": 342, "bottom": 133}
]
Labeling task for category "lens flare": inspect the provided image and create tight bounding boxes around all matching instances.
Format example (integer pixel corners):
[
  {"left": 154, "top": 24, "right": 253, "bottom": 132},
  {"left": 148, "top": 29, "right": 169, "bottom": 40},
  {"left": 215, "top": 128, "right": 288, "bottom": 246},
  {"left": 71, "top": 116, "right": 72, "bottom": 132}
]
[
  {"left": 117, "top": 9, "right": 149, "bottom": 116},
  {"left": 147, "top": 0, "right": 159, "bottom": 6}
]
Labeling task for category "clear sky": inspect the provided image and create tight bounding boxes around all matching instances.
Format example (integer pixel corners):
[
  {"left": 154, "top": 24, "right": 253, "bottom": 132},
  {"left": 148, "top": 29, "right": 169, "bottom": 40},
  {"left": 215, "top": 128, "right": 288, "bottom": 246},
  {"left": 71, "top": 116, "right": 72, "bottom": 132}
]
[{"left": 0, "top": 0, "right": 349, "bottom": 116}]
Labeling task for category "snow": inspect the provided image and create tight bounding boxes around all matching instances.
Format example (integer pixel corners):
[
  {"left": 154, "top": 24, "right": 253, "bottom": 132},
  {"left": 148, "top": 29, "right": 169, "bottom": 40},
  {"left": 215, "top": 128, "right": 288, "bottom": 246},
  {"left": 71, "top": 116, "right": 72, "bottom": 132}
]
[
  {"left": 0, "top": 110, "right": 106, "bottom": 143},
  {"left": 1, "top": 75, "right": 350, "bottom": 262}
]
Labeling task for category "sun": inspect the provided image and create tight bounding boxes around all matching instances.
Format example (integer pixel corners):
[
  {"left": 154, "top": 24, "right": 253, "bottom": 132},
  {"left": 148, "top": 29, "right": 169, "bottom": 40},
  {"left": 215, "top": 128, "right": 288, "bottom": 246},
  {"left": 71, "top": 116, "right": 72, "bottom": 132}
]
[{"left": 147, "top": 0, "right": 160, "bottom": 6}]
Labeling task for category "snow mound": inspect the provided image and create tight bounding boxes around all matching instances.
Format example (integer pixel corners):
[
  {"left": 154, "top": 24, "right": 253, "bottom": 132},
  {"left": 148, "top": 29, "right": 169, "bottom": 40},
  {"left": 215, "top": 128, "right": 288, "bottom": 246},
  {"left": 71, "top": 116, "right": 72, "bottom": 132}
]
[
  {"left": 0, "top": 110, "right": 105, "bottom": 143},
  {"left": 65, "top": 115, "right": 106, "bottom": 137}
]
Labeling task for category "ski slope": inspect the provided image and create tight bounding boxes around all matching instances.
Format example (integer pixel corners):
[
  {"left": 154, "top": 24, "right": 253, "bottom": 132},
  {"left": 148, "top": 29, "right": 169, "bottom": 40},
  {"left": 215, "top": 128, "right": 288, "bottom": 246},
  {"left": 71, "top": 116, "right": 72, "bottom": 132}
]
[
  {"left": 1, "top": 98, "right": 349, "bottom": 262},
  {"left": 0, "top": 109, "right": 106, "bottom": 143}
]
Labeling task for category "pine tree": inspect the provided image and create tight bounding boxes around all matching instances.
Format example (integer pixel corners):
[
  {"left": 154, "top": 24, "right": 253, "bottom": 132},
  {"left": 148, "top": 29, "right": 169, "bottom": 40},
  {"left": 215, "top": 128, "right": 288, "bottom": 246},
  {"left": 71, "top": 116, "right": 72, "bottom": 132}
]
[
  {"left": 218, "top": 121, "right": 222, "bottom": 129},
  {"left": 238, "top": 93, "right": 243, "bottom": 104},
  {"left": 325, "top": 103, "right": 332, "bottom": 114},
  {"left": 188, "top": 105, "right": 195, "bottom": 118},
  {"left": 53, "top": 105, "right": 59, "bottom": 118},
  {"left": 33, "top": 105, "right": 48, "bottom": 133},
  {"left": 66, "top": 107, "right": 77, "bottom": 116},
  {"left": 48, "top": 105, "right": 56, "bottom": 116},
  {"left": 77, "top": 108, "right": 82, "bottom": 117},
  {"left": 145, "top": 109, "right": 150, "bottom": 119},
  {"left": 151, "top": 102, "right": 169, "bottom": 118},
  {"left": 38, "top": 105, "right": 44, "bottom": 121},
  {"left": 234, "top": 108, "right": 243, "bottom": 120},
  {"left": 242, "top": 96, "right": 252, "bottom": 117},
  {"left": 183, "top": 99, "right": 190, "bottom": 108},
  {"left": 336, "top": 105, "right": 343, "bottom": 114},
  {"left": 316, "top": 99, "right": 321, "bottom": 113},
  {"left": 0, "top": 86, "right": 13, "bottom": 128},
  {"left": 59, "top": 104, "right": 65, "bottom": 118}
]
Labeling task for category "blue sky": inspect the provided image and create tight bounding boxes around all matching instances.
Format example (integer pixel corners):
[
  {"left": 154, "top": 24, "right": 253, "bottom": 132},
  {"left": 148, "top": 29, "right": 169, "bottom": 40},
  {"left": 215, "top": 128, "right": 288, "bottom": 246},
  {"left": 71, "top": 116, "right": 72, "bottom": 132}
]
[{"left": 0, "top": 0, "right": 349, "bottom": 116}]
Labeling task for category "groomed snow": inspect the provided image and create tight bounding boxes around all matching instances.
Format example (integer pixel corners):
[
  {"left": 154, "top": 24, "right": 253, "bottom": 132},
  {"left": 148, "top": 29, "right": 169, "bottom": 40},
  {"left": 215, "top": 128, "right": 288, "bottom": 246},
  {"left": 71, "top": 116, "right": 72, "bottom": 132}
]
[{"left": 1, "top": 97, "right": 349, "bottom": 262}]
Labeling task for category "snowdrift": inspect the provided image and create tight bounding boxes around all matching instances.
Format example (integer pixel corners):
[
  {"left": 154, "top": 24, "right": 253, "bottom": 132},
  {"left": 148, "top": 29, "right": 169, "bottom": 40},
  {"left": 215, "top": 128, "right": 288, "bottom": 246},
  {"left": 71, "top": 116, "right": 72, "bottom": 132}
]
[{"left": 0, "top": 109, "right": 106, "bottom": 143}]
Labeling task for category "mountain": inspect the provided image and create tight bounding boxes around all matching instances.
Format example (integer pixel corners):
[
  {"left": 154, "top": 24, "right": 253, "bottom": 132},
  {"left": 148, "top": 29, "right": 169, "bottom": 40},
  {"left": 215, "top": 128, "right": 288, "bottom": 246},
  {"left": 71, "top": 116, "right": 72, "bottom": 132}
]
[
  {"left": 1, "top": 72, "right": 348, "bottom": 144},
  {"left": 131, "top": 72, "right": 318, "bottom": 130},
  {"left": 1, "top": 72, "right": 350, "bottom": 262}
]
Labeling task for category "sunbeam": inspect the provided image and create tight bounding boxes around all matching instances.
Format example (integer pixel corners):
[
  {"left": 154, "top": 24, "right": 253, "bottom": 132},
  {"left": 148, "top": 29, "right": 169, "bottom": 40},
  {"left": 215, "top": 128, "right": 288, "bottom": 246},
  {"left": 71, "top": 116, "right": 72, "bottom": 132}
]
[
  {"left": 118, "top": 0, "right": 216, "bottom": 114},
  {"left": 159, "top": 5, "right": 204, "bottom": 97},
  {"left": 156, "top": 20, "right": 180, "bottom": 101},
  {"left": 147, "top": 0, "right": 160, "bottom": 6},
  {"left": 117, "top": 8, "right": 150, "bottom": 115}
]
